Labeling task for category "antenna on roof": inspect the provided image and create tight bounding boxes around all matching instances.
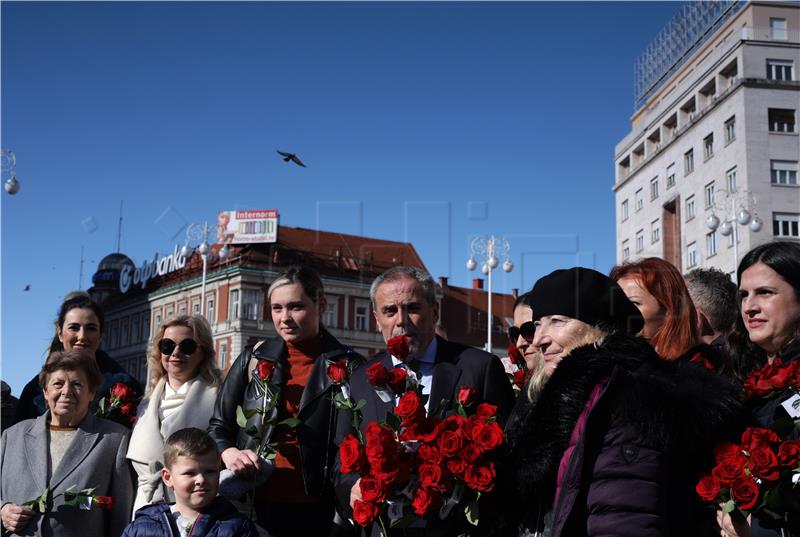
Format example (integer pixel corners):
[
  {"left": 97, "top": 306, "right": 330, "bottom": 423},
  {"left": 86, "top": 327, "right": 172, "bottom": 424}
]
[
  {"left": 79, "top": 245, "right": 84, "bottom": 289},
  {"left": 116, "top": 200, "right": 123, "bottom": 252}
]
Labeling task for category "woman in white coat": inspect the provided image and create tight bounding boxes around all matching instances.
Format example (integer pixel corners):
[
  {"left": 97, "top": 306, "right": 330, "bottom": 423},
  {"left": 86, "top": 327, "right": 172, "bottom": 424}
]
[{"left": 126, "top": 315, "right": 221, "bottom": 512}]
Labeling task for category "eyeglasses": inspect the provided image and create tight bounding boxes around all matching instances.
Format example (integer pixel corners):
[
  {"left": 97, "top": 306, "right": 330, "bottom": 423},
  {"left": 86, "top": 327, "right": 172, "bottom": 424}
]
[
  {"left": 158, "top": 338, "right": 198, "bottom": 356},
  {"left": 508, "top": 321, "right": 535, "bottom": 343}
]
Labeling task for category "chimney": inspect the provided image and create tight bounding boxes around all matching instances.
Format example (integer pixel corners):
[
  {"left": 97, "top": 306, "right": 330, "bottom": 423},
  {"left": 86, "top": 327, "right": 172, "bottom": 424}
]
[
  {"left": 512, "top": 288, "right": 519, "bottom": 299},
  {"left": 439, "top": 276, "right": 448, "bottom": 287},
  {"left": 473, "top": 278, "right": 484, "bottom": 290}
]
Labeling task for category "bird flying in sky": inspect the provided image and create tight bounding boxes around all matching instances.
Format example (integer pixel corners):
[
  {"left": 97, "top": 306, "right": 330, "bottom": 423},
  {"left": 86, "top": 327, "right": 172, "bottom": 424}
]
[
  {"left": 23, "top": 284, "right": 30, "bottom": 291},
  {"left": 277, "top": 150, "right": 306, "bottom": 168}
]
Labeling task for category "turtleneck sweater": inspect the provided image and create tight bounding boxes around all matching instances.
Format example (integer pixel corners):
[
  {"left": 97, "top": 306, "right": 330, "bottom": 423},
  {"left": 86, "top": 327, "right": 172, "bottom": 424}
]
[{"left": 260, "top": 336, "right": 322, "bottom": 503}]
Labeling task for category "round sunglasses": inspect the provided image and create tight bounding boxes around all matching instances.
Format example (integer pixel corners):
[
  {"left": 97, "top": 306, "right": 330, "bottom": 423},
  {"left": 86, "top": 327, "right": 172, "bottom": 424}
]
[
  {"left": 508, "top": 321, "right": 535, "bottom": 342},
  {"left": 158, "top": 338, "right": 199, "bottom": 356}
]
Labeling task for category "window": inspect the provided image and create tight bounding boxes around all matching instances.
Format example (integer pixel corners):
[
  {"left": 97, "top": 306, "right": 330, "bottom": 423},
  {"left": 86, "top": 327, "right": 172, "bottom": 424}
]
[
  {"left": 154, "top": 313, "right": 162, "bottom": 332},
  {"left": 666, "top": 163, "right": 676, "bottom": 189},
  {"left": 322, "top": 296, "right": 339, "bottom": 328},
  {"left": 767, "top": 60, "right": 794, "bottom": 81},
  {"left": 192, "top": 302, "right": 200, "bottom": 315},
  {"left": 704, "top": 134, "right": 714, "bottom": 159},
  {"left": 207, "top": 296, "right": 216, "bottom": 323},
  {"left": 684, "top": 149, "right": 694, "bottom": 175},
  {"left": 220, "top": 343, "right": 228, "bottom": 369},
  {"left": 771, "top": 160, "right": 798, "bottom": 185},
  {"left": 354, "top": 301, "right": 369, "bottom": 331},
  {"left": 179, "top": 303, "right": 187, "bottom": 315},
  {"left": 773, "top": 212, "right": 800, "bottom": 238},
  {"left": 650, "top": 177, "right": 659, "bottom": 200},
  {"left": 724, "top": 116, "right": 736, "bottom": 143},
  {"left": 686, "top": 195, "right": 696, "bottom": 221},
  {"left": 727, "top": 167, "right": 738, "bottom": 192},
  {"left": 770, "top": 18, "right": 787, "bottom": 40},
  {"left": 687, "top": 242, "right": 698, "bottom": 268},
  {"left": 705, "top": 182, "right": 716, "bottom": 208},
  {"left": 141, "top": 312, "right": 150, "bottom": 342},
  {"left": 706, "top": 231, "right": 718, "bottom": 257},
  {"left": 131, "top": 316, "right": 139, "bottom": 344},
  {"left": 635, "top": 230, "right": 644, "bottom": 253},
  {"left": 651, "top": 219, "right": 660, "bottom": 243},
  {"left": 165, "top": 306, "right": 174, "bottom": 320},
  {"left": 635, "top": 189, "right": 644, "bottom": 211},
  {"left": 621, "top": 199, "right": 629, "bottom": 221},
  {"left": 622, "top": 240, "right": 630, "bottom": 261},
  {"left": 769, "top": 108, "right": 796, "bottom": 132},
  {"left": 121, "top": 320, "right": 129, "bottom": 347},
  {"left": 229, "top": 289, "right": 240, "bottom": 320},
  {"left": 242, "top": 289, "right": 262, "bottom": 321}
]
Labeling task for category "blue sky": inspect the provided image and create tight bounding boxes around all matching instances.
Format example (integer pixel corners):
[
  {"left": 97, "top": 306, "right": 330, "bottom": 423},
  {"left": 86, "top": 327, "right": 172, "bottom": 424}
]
[{"left": 1, "top": 1, "right": 680, "bottom": 393}]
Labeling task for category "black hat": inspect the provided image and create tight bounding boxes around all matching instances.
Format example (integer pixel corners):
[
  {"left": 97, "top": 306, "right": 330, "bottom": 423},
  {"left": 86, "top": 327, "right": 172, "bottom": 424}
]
[{"left": 524, "top": 267, "right": 644, "bottom": 335}]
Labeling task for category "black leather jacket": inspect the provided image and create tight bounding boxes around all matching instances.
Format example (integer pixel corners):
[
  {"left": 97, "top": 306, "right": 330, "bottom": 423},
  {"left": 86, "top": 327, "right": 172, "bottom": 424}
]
[{"left": 208, "top": 328, "right": 362, "bottom": 498}]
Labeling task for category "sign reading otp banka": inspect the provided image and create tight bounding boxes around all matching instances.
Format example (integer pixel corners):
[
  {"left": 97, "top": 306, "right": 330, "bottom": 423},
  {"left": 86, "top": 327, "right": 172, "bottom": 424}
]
[{"left": 119, "top": 245, "right": 187, "bottom": 293}]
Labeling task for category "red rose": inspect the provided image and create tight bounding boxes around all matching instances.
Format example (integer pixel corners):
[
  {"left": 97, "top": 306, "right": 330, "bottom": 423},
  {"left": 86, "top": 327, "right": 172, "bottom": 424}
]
[
  {"left": 327, "top": 359, "right": 348, "bottom": 385},
  {"left": 395, "top": 391, "right": 423, "bottom": 421},
  {"left": 713, "top": 442, "right": 744, "bottom": 463},
  {"left": 339, "top": 434, "right": 366, "bottom": 474},
  {"left": 457, "top": 386, "right": 478, "bottom": 407},
  {"left": 387, "top": 335, "right": 410, "bottom": 360},
  {"left": 111, "top": 382, "right": 133, "bottom": 401},
  {"left": 508, "top": 344, "right": 524, "bottom": 367},
  {"left": 418, "top": 463, "right": 447, "bottom": 490},
  {"left": 441, "top": 414, "right": 468, "bottom": 432},
  {"left": 352, "top": 500, "right": 380, "bottom": 527},
  {"left": 461, "top": 444, "right": 483, "bottom": 464},
  {"left": 411, "top": 486, "right": 442, "bottom": 516},
  {"left": 476, "top": 403, "right": 498, "bottom": 418},
  {"left": 373, "top": 455, "right": 410, "bottom": 486},
  {"left": 777, "top": 440, "right": 800, "bottom": 469},
  {"left": 93, "top": 495, "right": 114, "bottom": 510},
  {"left": 119, "top": 402, "right": 135, "bottom": 416},
  {"left": 359, "top": 477, "right": 387, "bottom": 503},
  {"left": 474, "top": 421, "right": 504, "bottom": 453},
  {"left": 741, "top": 427, "right": 780, "bottom": 450},
  {"left": 689, "top": 352, "right": 715, "bottom": 371},
  {"left": 711, "top": 457, "right": 745, "bottom": 487},
  {"left": 366, "top": 362, "right": 389, "bottom": 386},
  {"left": 513, "top": 369, "right": 530, "bottom": 389},
  {"left": 387, "top": 368, "right": 408, "bottom": 394},
  {"left": 766, "top": 361, "right": 796, "bottom": 390},
  {"left": 730, "top": 477, "right": 760, "bottom": 511},
  {"left": 256, "top": 360, "right": 275, "bottom": 381},
  {"left": 446, "top": 458, "right": 467, "bottom": 477},
  {"left": 417, "top": 445, "right": 443, "bottom": 465},
  {"left": 695, "top": 474, "right": 721, "bottom": 502},
  {"left": 749, "top": 445, "right": 780, "bottom": 481},
  {"left": 437, "top": 430, "right": 464, "bottom": 459},
  {"left": 464, "top": 461, "right": 496, "bottom": 492}
]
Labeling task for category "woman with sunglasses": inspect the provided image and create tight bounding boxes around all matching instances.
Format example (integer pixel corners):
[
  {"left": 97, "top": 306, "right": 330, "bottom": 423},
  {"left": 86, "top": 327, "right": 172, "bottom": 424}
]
[
  {"left": 509, "top": 292, "right": 537, "bottom": 370},
  {"left": 126, "top": 315, "right": 221, "bottom": 512}
]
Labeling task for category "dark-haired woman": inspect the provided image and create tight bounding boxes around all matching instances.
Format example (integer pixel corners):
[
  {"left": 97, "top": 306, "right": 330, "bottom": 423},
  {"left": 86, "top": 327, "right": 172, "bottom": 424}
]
[
  {"left": 719, "top": 241, "right": 800, "bottom": 537},
  {"left": 15, "top": 294, "right": 141, "bottom": 424},
  {"left": 208, "top": 266, "right": 362, "bottom": 536}
]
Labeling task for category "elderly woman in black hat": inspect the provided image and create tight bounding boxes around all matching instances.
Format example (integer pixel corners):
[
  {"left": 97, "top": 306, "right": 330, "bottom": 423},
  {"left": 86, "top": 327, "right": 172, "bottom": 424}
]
[{"left": 502, "top": 267, "right": 743, "bottom": 537}]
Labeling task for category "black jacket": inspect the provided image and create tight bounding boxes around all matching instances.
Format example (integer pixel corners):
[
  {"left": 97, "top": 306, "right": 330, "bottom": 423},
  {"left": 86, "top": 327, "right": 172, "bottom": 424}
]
[
  {"left": 503, "top": 335, "right": 744, "bottom": 537},
  {"left": 208, "top": 327, "right": 362, "bottom": 499}
]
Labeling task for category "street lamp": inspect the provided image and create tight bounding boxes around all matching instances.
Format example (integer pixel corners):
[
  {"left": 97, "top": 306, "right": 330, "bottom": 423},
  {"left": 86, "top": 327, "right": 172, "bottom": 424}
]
[
  {"left": 182, "top": 221, "right": 230, "bottom": 318},
  {"left": 1, "top": 149, "right": 20, "bottom": 195},
  {"left": 466, "top": 235, "right": 513, "bottom": 353},
  {"left": 705, "top": 189, "right": 762, "bottom": 277}
]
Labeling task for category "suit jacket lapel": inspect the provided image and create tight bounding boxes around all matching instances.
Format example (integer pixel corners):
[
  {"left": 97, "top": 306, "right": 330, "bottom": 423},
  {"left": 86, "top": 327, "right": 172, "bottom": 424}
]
[
  {"left": 429, "top": 337, "right": 462, "bottom": 415},
  {"left": 23, "top": 415, "right": 49, "bottom": 493},
  {"left": 49, "top": 414, "right": 101, "bottom": 491}
]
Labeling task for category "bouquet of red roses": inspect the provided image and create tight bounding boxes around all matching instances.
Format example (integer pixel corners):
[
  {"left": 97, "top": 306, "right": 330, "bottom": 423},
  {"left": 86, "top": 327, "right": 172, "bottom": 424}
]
[
  {"left": 339, "top": 336, "right": 505, "bottom": 535},
  {"left": 696, "top": 427, "right": 800, "bottom": 528},
  {"left": 95, "top": 381, "right": 137, "bottom": 427},
  {"left": 744, "top": 358, "right": 800, "bottom": 400}
]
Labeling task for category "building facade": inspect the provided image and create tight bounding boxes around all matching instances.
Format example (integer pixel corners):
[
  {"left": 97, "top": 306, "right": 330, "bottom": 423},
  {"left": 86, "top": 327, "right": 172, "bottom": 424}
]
[
  {"left": 614, "top": 1, "right": 799, "bottom": 276},
  {"left": 89, "top": 226, "right": 515, "bottom": 385}
]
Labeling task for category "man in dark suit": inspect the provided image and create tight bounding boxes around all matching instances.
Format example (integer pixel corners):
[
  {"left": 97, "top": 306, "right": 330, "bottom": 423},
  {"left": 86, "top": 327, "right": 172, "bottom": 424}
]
[{"left": 334, "top": 266, "right": 515, "bottom": 536}]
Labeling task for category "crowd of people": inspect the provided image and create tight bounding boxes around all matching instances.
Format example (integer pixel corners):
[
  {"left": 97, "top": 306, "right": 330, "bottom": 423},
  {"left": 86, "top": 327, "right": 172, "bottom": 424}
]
[{"left": 0, "top": 239, "right": 797, "bottom": 537}]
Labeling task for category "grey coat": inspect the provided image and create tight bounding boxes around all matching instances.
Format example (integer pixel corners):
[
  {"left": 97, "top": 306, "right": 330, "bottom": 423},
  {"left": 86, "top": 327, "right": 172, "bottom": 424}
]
[{"left": 1, "top": 412, "right": 134, "bottom": 536}]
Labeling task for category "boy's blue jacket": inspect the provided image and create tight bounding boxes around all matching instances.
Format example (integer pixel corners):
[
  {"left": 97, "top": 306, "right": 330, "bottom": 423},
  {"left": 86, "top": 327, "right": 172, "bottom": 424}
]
[{"left": 121, "top": 497, "right": 258, "bottom": 537}]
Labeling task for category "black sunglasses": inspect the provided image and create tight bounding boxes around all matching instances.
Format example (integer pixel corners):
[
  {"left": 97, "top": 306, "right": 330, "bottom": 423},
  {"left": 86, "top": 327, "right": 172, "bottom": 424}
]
[
  {"left": 158, "top": 338, "right": 199, "bottom": 356},
  {"left": 508, "top": 321, "right": 535, "bottom": 342}
]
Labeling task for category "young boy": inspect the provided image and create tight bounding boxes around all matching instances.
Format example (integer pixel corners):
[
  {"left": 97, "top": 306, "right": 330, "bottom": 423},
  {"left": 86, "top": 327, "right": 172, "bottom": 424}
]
[{"left": 122, "top": 428, "right": 258, "bottom": 537}]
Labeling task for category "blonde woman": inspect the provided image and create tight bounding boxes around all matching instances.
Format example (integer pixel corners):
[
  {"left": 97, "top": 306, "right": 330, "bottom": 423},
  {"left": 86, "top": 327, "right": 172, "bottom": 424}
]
[{"left": 126, "top": 315, "right": 221, "bottom": 512}]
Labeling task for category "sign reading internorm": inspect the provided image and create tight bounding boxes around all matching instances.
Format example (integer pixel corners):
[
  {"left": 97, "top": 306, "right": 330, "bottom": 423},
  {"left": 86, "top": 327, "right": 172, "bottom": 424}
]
[{"left": 217, "top": 210, "right": 279, "bottom": 244}]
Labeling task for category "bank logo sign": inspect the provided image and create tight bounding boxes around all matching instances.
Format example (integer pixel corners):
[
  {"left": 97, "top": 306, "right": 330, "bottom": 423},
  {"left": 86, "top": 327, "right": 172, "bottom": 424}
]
[{"left": 119, "top": 245, "right": 187, "bottom": 293}]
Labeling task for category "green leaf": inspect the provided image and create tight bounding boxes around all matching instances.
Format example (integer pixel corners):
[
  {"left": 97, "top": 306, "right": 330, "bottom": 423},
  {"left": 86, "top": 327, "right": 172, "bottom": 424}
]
[
  {"left": 277, "top": 417, "right": 301, "bottom": 428},
  {"left": 464, "top": 499, "right": 480, "bottom": 526},
  {"left": 457, "top": 405, "right": 468, "bottom": 418},
  {"left": 353, "top": 399, "right": 366, "bottom": 411},
  {"left": 236, "top": 406, "right": 248, "bottom": 429},
  {"left": 265, "top": 451, "right": 277, "bottom": 460},
  {"left": 245, "top": 425, "right": 259, "bottom": 437},
  {"left": 722, "top": 500, "right": 736, "bottom": 514}
]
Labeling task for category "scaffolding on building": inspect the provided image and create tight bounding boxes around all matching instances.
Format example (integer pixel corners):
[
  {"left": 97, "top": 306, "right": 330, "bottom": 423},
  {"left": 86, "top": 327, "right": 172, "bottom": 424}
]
[{"left": 634, "top": 1, "right": 744, "bottom": 112}]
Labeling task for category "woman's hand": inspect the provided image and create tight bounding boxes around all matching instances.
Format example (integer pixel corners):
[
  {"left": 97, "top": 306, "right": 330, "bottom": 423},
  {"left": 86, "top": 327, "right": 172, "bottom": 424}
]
[
  {"left": 221, "top": 447, "right": 261, "bottom": 476},
  {"left": 349, "top": 478, "right": 362, "bottom": 509},
  {"left": 1, "top": 503, "right": 34, "bottom": 533},
  {"left": 717, "top": 507, "right": 751, "bottom": 537}
]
